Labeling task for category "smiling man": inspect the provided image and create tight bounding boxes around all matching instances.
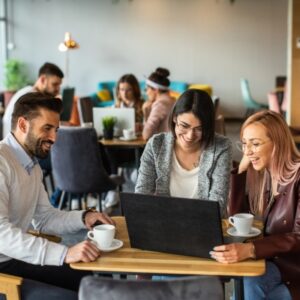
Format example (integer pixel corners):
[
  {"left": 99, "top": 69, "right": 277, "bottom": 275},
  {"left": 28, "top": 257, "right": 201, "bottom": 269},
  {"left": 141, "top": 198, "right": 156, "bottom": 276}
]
[{"left": 0, "top": 92, "right": 114, "bottom": 300}]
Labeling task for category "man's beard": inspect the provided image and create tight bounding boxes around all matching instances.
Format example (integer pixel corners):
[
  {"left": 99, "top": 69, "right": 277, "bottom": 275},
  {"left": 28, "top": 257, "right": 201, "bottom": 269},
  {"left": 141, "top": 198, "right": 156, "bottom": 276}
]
[{"left": 24, "top": 130, "right": 53, "bottom": 159}]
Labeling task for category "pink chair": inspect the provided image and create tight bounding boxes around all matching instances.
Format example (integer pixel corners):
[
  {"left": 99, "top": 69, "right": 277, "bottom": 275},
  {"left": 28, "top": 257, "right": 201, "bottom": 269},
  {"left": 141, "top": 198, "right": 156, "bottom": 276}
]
[{"left": 268, "top": 92, "right": 281, "bottom": 113}]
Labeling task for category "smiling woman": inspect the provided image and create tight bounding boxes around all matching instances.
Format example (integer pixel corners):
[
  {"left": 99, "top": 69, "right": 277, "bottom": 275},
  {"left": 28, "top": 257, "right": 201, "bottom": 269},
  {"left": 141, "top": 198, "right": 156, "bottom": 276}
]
[
  {"left": 135, "top": 89, "right": 233, "bottom": 215},
  {"left": 212, "top": 110, "right": 300, "bottom": 300}
]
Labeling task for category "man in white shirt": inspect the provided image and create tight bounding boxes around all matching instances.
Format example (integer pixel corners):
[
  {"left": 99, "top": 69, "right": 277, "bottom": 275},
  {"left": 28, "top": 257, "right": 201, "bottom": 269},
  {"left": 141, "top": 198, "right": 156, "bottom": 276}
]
[
  {"left": 0, "top": 92, "right": 114, "bottom": 299},
  {"left": 2, "top": 62, "right": 63, "bottom": 139}
]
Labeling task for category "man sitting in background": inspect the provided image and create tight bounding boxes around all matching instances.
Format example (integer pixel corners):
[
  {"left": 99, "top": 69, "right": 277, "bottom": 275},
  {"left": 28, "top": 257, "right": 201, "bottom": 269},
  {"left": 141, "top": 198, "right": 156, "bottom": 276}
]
[
  {"left": 2, "top": 62, "right": 63, "bottom": 139},
  {"left": 0, "top": 92, "right": 114, "bottom": 299}
]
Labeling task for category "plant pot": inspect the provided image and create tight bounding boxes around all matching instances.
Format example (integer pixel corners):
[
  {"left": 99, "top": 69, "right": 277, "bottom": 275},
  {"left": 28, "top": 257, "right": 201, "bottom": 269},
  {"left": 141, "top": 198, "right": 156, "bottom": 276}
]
[{"left": 103, "top": 128, "right": 114, "bottom": 140}]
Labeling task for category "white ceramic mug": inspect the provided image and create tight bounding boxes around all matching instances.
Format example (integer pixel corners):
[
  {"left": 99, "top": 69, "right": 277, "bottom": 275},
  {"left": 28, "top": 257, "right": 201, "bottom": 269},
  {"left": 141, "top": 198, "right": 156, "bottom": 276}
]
[
  {"left": 123, "top": 129, "right": 135, "bottom": 139},
  {"left": 228, "top": 213, "right": 254, "bottom": 235},
  {"left": 87, "top": 224, "right": 115, "bottom": 249}
]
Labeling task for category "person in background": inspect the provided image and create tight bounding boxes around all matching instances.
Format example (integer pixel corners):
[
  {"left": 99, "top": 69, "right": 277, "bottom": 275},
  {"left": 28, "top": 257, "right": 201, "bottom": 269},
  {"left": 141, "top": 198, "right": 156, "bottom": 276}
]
[
  {"left": 115, "top": 74, "right": 144, "bottom": 133},
  {"left": 2, "top": 62, "right": 63, "bottom": 138},
  {"left": 211, "top": 110, "right": 300, "bottom": 300},
  {"left": 142, "top": 67, "right": 175, "bottom": 140},
  {"left": 0, "top": 92, "right": 114, "bottom": 299},
  {"left": 136, "top": 89, "right": 232, "bottom": 216}
]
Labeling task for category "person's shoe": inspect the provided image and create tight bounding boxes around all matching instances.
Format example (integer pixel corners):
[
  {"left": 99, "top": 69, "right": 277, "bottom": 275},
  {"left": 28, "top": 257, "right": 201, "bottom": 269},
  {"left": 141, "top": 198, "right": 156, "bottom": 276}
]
[{"left": 104, "top": 191, "right": 119, "bottom": 208}]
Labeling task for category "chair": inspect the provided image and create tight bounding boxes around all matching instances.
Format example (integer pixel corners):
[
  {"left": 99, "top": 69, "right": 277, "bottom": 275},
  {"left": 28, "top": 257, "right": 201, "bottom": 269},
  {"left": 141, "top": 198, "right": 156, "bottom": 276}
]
[
  {"left": 267, "top": 92, "right": 281, "bottom": 113},
  {"left": 188, "top": 84, "right": 213, "bottom": 96},
  {"left": 78, "top": 276, "right": 224, "bottom": 300},
  {"left": 60, "top": 87, "right": 75, "bottom": 121},
  {"left": 77, "top": 96, "right": 94, "bottom": 125},
  {"left": 51, "top": 127, "right": 123, "bottom": 211},
  {"left": 240, "top": 78, "right": 268, "bottom": 117}
]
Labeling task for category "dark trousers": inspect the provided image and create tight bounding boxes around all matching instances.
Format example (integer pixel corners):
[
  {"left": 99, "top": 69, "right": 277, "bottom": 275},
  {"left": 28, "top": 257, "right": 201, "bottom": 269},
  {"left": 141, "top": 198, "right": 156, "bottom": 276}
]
[{"left": 0, "top": 259, "right": 92, "bottom": 292}]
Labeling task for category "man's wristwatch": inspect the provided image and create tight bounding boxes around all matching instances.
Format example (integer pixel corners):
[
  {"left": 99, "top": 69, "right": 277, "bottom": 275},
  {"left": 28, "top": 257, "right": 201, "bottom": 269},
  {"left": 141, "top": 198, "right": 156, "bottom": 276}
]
[{"left": 81, "top": 208, "right": 96, "bottom": 225}]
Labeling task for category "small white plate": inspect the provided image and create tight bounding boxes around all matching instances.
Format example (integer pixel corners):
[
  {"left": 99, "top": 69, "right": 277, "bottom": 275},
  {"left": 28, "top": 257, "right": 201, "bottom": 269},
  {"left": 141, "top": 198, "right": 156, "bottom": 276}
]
[
  {"left": 119, "top": 136, "right": 137, "bottom": 141},
  {"left": 227, "top": 227, "right": 261, "bottom": 238},
  {"left": 96, "top": 239, "right": 123, "bottom": 252}
]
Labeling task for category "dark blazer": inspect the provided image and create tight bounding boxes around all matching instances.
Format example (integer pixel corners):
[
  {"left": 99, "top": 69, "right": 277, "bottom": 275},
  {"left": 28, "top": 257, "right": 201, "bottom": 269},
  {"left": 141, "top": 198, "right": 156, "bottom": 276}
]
[{"left": 228, "top": 168, "right": 300, "bottom": 300}]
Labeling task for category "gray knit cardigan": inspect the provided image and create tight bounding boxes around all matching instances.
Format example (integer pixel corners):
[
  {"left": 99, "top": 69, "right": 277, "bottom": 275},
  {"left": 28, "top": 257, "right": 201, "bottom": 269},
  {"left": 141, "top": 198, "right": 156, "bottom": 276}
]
[{"left": 135, "top": 132, "right": 233, "bottom": 215}]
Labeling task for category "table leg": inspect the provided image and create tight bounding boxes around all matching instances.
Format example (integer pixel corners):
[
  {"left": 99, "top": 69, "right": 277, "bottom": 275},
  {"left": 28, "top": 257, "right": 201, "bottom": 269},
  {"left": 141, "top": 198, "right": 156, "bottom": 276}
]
[
  {"left": 234, "top": 277, "right": 244, "bottom": 300},
  {"left": 134, "top": 148, "right": 141, "bottom": 170}
]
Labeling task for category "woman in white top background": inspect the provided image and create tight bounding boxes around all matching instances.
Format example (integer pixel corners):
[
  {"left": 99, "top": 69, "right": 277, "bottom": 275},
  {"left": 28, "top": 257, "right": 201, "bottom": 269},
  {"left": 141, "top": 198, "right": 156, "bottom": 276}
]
[{"left": 136, "top": 89, "right": 232, "bottom": 215}]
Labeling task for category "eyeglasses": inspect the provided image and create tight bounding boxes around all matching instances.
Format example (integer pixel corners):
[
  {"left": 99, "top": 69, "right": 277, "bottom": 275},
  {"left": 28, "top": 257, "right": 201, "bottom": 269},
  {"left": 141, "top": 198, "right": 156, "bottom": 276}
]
[
  {"left": 176, "top": 121, "right": 202, "bottom": 136},
  {"left": 236, "top": 139, "right": 271, "bottom": 153}
]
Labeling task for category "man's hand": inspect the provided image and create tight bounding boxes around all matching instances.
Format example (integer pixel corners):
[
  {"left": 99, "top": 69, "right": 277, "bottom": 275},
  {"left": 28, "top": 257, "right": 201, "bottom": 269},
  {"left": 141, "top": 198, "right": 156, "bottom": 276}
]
[
  {"left": 64, "top": 240, "right": 100, "bottom": 263},
  {"left": 84, "top": 211, "right": 115, "bottom": 230}
]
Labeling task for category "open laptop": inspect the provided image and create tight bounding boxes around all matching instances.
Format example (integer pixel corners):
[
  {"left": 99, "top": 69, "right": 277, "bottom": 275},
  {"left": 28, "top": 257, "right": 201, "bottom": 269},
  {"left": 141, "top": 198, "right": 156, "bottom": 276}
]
[
  {"left": 60, "top": 87, "right": 75, "bottom": 121},
  {"left": 93, "top": 107, "right": 135, "bottom": 137},
  {"left": 121, "top": 192, "right": 243, "bottom": 259}
]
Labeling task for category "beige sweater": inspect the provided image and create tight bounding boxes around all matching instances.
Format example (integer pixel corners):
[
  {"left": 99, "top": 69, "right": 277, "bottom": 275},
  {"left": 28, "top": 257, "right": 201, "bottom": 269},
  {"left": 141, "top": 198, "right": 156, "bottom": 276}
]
[{"left": 142, "top": 93, "right": 175, "bottom": 140}]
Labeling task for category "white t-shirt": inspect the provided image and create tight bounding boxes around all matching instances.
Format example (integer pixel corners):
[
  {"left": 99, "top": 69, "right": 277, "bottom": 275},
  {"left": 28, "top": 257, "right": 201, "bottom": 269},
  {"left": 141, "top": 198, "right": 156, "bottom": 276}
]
[{"left": 169, "top": 152, "right": 199, "bottom": 199}]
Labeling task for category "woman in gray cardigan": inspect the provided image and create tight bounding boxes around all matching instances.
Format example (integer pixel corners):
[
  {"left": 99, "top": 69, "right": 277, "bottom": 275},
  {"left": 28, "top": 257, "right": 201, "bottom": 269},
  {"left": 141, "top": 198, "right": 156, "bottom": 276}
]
[{"left": 135, "top": 89, "right": 232, "bottom": 215}]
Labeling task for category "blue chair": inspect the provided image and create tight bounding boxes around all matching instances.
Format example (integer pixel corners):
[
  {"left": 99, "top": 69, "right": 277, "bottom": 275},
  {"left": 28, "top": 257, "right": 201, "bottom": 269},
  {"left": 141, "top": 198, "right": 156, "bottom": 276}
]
[{"left": 240, "top": 78, "right": 268, "bottom": 117}]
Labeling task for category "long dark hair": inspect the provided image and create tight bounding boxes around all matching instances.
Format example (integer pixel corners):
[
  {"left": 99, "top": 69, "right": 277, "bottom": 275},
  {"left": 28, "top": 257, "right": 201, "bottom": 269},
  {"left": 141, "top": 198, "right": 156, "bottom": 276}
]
[{"left": 168, "top": 89, "right": 215, "bottom": 149}]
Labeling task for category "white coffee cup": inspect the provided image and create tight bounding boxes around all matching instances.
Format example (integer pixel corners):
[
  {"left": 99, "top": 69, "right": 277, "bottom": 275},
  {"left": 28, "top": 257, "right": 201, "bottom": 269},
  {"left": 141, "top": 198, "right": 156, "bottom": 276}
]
[
  {"left": 87, "top": 224, "right": 115, "bottom": 249},
  {"left": 123, "top": 129, "right": 135, "bottom": 140},
  {"left": 228, "top": 213, "right": 254, "bottom": 235}
]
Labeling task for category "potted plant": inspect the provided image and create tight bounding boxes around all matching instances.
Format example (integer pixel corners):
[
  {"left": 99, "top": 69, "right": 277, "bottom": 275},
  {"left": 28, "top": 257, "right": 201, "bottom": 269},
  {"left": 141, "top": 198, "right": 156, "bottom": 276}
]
[
  {"left": 3, "top": 59, "right": 28, "bottom": 107},
  {"left": 102, "top": 116, "right": 117, "bottom": 140}
]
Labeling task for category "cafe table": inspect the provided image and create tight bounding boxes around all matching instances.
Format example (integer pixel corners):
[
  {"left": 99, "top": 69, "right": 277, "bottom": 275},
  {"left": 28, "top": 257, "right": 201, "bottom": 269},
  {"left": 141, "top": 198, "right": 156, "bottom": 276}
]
[
  {"left": 71, "top": 217, "right": 265, "bottom": 300},
  {"left": 99, "top": 136, "right": 147, "bottom": 169}
]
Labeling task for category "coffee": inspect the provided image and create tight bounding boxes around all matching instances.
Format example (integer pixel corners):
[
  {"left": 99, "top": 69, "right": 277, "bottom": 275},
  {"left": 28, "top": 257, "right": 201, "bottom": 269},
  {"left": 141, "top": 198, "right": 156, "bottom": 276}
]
[
  {"left": 228, "top": 213, "right": 254, "bottom": 235},
  {"left": 87, "top": 224, "right": 115, "bottom": 249}
]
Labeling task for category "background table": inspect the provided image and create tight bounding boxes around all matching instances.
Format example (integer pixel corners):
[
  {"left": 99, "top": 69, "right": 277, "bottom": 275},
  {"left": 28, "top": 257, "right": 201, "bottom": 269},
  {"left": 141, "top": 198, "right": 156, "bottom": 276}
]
[
  {"left": 71, "top": 217, "right": 265, "bottom": 300},
  {"left": 100, "top": 137, "right": 147, "bottom": 169}
]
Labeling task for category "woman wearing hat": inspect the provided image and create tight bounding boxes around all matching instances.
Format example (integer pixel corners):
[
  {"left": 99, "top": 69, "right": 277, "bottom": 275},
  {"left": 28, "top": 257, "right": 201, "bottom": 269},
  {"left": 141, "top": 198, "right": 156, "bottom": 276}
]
[{"left": 142, "top": 67, "right": 175, "bottom": 140}]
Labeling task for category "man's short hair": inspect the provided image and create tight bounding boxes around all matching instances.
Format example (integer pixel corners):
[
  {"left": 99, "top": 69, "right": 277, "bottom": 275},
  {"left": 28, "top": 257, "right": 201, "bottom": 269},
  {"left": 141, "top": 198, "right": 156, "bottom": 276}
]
[
  {"left": 38, "top": 62, "right": 64, "bottom": 78},
  {"left": 11, "top": 92, "right": 63, "bottom": 131}
]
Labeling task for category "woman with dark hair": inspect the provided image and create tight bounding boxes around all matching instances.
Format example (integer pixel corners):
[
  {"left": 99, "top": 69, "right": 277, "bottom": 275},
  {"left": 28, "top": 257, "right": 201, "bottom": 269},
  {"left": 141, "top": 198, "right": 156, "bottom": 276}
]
[
  {"left": 115, "top": 74, "right": 144, "bottom": 131},
  {"left": 142, "top": 67, "right": 175, "bottom": 140},
  {"left": 136, "top": 89, "right": 232, "bottom": 215},
  {"left": 211, "top": 110, "right": 300, "bottom": 300}
]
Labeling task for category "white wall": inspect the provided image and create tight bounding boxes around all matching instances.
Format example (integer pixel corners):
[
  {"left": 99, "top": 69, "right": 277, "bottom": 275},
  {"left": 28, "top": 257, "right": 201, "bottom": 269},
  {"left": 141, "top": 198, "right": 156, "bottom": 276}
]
[{"left": 6, "top": 0, "right": 288, "bottom": 117}]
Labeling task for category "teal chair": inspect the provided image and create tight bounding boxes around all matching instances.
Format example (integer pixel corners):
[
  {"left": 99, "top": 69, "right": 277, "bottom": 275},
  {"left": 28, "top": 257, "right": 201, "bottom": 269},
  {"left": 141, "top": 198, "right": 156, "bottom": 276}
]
[{"left": 240, "top": 78, "right": 268, "bottom": 117}]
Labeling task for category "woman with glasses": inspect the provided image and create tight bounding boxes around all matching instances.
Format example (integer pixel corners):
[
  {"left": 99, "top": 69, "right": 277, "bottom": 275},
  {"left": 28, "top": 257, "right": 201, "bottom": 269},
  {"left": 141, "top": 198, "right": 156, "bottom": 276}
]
[
  {"left": 142, "top": 67, "right": 175, "bottom": 140},
  {"left": 136, "top": 89, "right": 232, "bottom": 215},
  {"left": 211, "top": 110, "right": 300, "bottom": 300}
]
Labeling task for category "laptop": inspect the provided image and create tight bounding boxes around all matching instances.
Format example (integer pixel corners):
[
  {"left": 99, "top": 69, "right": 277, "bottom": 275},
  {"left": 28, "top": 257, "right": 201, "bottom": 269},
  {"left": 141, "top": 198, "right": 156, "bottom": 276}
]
[
  {"left": 93, "top": 107, "right": 135, "bottom": 137},
  {"left": 60, "top": 87, "right": 75, "bottom": 121},
  {"left": 121, "top": 192, "right": 243, "bottom": 259}
]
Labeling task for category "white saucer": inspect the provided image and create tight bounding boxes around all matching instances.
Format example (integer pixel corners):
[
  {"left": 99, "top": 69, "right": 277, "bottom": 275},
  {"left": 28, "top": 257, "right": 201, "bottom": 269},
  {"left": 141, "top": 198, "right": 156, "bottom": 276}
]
[
  {"left": 119, "top": 136, "right": 137, "bottom": 141},
  {"left": 97, "top": 239, "right": 123, "bottom": 252},
  {"left": 227, "top": 227, "right": 261, "bottom": 238}
]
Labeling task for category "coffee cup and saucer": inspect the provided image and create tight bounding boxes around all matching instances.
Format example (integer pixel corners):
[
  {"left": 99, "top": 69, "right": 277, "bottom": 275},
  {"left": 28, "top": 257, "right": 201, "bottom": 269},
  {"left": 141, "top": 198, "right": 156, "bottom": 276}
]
[
  {"left": 120, "top": 129, "right": 137, "bottom": 141},
  {"left": 87, "top": 224, "right": 123, "bottom": 252},
  {"left": 227, "top": 213, "right": 261, "bottom": 238}
]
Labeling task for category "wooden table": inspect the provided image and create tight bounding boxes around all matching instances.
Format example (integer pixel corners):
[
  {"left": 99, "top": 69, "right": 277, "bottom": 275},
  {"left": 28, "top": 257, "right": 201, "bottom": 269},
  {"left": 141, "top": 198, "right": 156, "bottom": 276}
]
[
  {"left": 99, "top": 136, "right": 147, "bottom": 169},
  {"left": 71, "top": 217, "right": 265, "bottom": 300}
]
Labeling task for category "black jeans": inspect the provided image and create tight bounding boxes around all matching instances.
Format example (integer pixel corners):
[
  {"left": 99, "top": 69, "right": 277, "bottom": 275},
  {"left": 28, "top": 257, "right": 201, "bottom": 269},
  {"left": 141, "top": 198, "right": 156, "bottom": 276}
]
[{"left": 0, "top": 259, "right": 92, "bottom": 292}]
